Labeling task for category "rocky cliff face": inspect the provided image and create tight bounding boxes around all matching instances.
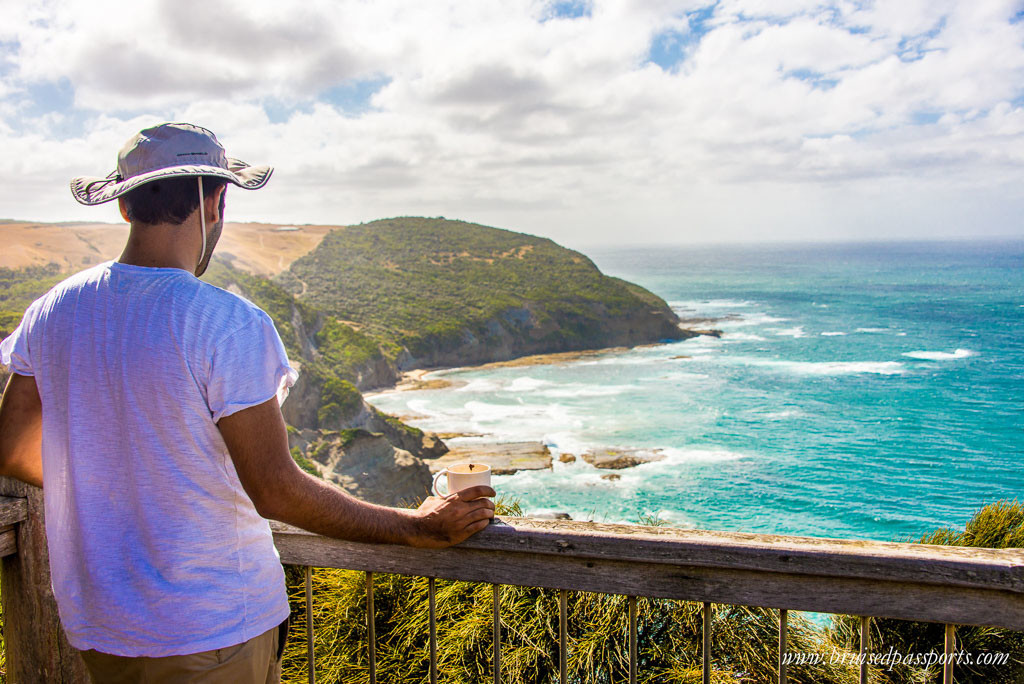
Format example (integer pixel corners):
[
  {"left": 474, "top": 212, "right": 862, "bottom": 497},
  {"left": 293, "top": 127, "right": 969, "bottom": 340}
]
[
  {"left": 291, "top": 429, "right": 433, "bottom": 507},
  {"left": 396, "top": 300, "right": 696, "bottom": 370}
]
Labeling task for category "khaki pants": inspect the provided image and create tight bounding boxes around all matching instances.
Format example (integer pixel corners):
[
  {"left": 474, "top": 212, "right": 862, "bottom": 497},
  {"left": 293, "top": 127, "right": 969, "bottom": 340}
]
[{"left": 80, "top": 620, "right": 287, "bottom": 684}]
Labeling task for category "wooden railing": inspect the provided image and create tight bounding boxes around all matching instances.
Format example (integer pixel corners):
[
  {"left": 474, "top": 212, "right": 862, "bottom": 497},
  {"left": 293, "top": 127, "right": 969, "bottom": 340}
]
[
  {"left": 271, "top": 516, "right": 1024, "bottom": 684},
  {"left": 0, "top": 482, "right": 1023, "bottom": 683}
]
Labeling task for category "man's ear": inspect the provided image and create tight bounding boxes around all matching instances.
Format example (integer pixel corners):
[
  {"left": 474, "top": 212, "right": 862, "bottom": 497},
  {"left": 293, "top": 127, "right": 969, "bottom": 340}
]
[
  {"left": 117, "top": 196, "right": 130, "bottom": 223},
  {"left": 206, "top": 184, "right": 226, "bottom": 224}
]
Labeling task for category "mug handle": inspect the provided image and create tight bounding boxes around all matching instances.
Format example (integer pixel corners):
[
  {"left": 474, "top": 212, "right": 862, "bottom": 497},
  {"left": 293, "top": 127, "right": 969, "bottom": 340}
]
[{"left": 431, "top": 469, "right": 449, "bottom": 497}]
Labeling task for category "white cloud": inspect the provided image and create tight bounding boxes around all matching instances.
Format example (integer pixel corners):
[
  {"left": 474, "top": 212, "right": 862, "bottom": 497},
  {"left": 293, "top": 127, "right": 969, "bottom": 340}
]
[{"left": 0, "top": 0, "right": 1022, "bottom": 244}]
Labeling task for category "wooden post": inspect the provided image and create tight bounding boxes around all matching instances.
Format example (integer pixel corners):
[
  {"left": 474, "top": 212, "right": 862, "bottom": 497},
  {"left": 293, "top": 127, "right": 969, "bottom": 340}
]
[{"left": 0, "top": 477, "right": 89, "bottom": 683}]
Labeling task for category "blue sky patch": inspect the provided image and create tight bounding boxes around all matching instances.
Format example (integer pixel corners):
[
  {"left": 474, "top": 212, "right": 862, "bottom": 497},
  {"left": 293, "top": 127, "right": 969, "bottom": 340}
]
[
  {"left": 897, "top": 18, "right": 946, "bottom": 62},
  {"left": 910, "top": 111, "right": 942, "bottom": 125},
  {"left": 262, "top": 99, "right": 315, "bottom": 125},
  {"left": 22, "top": 78, "right": 76, "bottom": 116},
  {"left": 546, "top": 0, "right": 591, "bottom": 20},
  {"left": 784, "top": 68, "right": 838, "bottom": 91},
  {"left": 320, "top": 76, "right": 391, "bottom": 116},
  {"left": 0, "top": 40, "right": 18, "bottom": 77},
  {"left": 647, "top": 5, "right": 716, "bottom": 71}
]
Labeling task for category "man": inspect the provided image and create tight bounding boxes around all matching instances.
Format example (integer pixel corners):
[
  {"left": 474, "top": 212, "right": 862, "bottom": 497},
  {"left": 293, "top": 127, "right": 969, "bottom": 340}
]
[{"left": 0, "top": 122, "right": 494, "bottom": 683}]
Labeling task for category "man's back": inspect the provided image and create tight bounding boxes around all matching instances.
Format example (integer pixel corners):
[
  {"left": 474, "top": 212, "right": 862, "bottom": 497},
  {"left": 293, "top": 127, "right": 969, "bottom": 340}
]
[
  {"left": 3, "top": 260, "right": 294, "bottom": 656},
  {"left": 0, "top": 122, "right": 495, "bottom": 682}
]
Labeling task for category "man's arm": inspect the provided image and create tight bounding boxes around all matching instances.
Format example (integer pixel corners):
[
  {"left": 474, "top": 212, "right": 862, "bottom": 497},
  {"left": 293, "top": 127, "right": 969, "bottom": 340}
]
[
  {"left": 0, "top": 373, "right": 44, "bottom": 488},
  {"left": 218, "top": 397, "right": 494, "bottom": 548}
]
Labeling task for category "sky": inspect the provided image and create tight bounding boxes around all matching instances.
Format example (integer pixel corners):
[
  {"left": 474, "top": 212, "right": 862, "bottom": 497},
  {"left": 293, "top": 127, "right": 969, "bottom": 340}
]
[{"left": 1, "top": 0, "right": 1023, "bottom": 246}]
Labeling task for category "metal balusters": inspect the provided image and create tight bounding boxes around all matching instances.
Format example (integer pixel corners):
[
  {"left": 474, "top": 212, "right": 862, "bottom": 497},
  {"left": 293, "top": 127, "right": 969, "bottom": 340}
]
[
  {"left": 702, "top": 602, "right": 711, "bottom": 684},
  {"left": 628, "top": 596, "right": 638, "bottom": 684},
  {"left": 778, "top": 609, "right": 788, "bottom": 684},
  {"left": 559, "top": 590, "right": 567, "bottom": 684},
  {"left": 860, "top": 617, "right": 871, "bottom": 684},
  {"left": 366, "top": 572, "right": 376, "bottom": 684},
  {"left": 305, "top": 566, "right": 315, "bottom": 684},
  {"left": 429, "top": 578, "right": 438, "bottom": 684},
  {"left": 493, "top": 584, "right": 501, "bottom": 684},
  {"left": 944, "top": 624, "right": 956, "bottom": 684}
]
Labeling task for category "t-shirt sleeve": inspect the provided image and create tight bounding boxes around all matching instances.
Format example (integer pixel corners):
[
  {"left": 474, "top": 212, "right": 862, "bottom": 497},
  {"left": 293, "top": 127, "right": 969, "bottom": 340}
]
[
  {"left": 206, "top": 310, "right": 299, "bottom": 423},
  {"left": 0, "top": 299, "right": 42, "bottom": 377}
]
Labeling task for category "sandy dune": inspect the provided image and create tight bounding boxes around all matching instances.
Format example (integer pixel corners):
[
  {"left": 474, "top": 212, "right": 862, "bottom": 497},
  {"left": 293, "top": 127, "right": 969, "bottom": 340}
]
[{"left": 0, "top": 220, "right": 338, "bottom": 276}]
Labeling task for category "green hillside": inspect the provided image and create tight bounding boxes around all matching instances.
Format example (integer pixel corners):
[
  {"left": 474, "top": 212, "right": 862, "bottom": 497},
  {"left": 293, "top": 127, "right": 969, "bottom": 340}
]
[{"left": 279, "top": 217, "right": 687, "bottom": 367}]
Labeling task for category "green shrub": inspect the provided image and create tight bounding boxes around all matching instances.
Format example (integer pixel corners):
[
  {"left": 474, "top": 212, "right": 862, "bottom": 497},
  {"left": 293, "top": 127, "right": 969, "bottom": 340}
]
[
  {"left": 291, "top": 446, "right": 321, "bottom": 478},
  {"left": 828, "top": 500, "right": 1024, "bottom": 683}
]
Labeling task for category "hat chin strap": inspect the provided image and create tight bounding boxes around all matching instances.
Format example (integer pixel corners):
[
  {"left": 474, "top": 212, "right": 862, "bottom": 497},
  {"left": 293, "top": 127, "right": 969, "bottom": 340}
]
[{"left": 197, "top": 177, "right": 207, "bottom": 267}]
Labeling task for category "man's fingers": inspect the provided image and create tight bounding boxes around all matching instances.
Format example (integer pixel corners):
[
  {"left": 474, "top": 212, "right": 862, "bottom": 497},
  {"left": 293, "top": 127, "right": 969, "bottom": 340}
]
[
  {"left": 464, "top": 518, "right": 491, "bottom": 535},
  {"left": 457, "top": 506, "right": 495, "bottom": 527},
  {"left": 453, "top": 499, "right": 495, "bottom": 518},
  {"left": 455, "top": 485, "right": 496, "bottom": 501}
]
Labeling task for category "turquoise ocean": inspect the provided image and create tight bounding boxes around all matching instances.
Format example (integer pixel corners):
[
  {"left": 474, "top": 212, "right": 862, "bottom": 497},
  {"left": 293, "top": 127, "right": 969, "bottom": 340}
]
[{"left": 366, "top": 241, "right": 1024, "bottom": 543}]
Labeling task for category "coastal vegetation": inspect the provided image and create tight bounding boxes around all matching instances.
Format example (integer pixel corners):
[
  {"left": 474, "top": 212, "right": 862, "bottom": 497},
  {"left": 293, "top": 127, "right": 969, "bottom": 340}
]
[
  {"left": 828, "top": 499, "right": 1024, "bottom": 683},
  {"left": 0, "top": 264, "right": 68, "bottom": 387},
  {"left": 278, "top": 217, "right": 688, "bottom": 368}
]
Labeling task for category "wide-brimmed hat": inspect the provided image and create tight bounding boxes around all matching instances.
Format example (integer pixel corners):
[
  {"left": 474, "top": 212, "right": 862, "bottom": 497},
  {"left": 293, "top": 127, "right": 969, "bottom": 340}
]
[{"left": 70, "top": 122, "right": 272, "bottom": 205}]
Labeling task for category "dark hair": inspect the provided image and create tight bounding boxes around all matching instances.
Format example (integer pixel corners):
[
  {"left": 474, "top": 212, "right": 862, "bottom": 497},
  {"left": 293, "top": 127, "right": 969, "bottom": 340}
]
[{"left": 122, "top": 176, "right": 227, "bottom": 225}]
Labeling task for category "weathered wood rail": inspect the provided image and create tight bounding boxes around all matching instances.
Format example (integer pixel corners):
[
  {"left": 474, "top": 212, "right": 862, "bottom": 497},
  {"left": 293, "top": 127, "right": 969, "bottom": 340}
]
[
  {"left": 272, "top": 516, "right": 1024, "bottom": 684},
  {"left": 0, "top": 481, "right": 1022, "bottom": 683}
]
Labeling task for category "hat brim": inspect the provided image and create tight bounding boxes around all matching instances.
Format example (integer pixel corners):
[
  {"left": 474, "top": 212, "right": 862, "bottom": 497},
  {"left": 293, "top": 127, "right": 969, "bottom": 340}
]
[{"left": 69, "top": 158, "right": 272, "bottom": 206}]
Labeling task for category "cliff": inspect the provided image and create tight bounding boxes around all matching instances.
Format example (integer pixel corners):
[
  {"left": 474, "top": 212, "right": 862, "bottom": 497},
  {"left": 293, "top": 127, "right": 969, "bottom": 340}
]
[{"left": 277, "top": 217, "right": 694, "bottom": 371}]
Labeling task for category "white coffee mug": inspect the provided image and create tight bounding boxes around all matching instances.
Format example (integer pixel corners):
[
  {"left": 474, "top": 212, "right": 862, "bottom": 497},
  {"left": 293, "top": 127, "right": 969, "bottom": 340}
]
[{"left": 432, "top": 462, "right": 492, "bottom": 497}]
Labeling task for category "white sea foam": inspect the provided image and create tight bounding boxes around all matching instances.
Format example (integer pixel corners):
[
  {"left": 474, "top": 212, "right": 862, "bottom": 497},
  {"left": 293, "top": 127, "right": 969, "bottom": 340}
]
[
  {"left": 774, "top": 326, "right": 806, "bottom": 338},
  {"left": 820, "top": 331, "right": 847, "bottom": 336},
  {"left": 652, "top": 510, "right": 698, "bottom": 527},
  {"left": 731, "top": 357, "right": 906, "bottom": 375},
  {"left": 576, "top": 353, "right": 667, "bottom": 367},
  {"left": 406, "top": 399, "right": 444, "bottom": 418},
  {"left": 758, "top": 409, "right": 804, "bottom": 420},
  {"left": 508, "top": 376, "right": 549, "bottom": 392},
  {"left": 539, "top": 384, "right": 638, "bottom": 398},
  {"left": 724, "top": 332, "right": 766, "bottom": 341},
  {"left": 669, "top": 299, "right": 753, "bottom": 311},
  {"left": 717, "top": 313, "right": 788, "bottom": 329},
  {"left": 456, "top": 378, "right": 503, "bottom": 393},
  {"left": 855, "top": 327, "right": 890, "bottom": 333},
  {"left": 902, "top": 349, "right": 977, "bottom": 361},
  {"left": 465, "top": 400, "right": 546, "bottom": 423},
  {"left": 659, "top": 446, "right": 749, "bottom": 462},
  {"left": 541, "top": 431, "right": 595, "bottom": 456}
]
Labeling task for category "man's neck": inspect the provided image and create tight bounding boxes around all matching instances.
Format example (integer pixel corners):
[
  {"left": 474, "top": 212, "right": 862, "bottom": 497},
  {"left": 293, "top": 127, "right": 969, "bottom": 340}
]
[{"left": 118, "top": 221, "right": 199, "bottom": 273}]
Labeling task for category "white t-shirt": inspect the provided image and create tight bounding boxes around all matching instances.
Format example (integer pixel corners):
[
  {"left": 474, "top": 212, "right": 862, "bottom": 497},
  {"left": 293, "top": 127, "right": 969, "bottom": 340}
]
[{"left": 0, "top": 261, "right": 297, "bottom": 657}]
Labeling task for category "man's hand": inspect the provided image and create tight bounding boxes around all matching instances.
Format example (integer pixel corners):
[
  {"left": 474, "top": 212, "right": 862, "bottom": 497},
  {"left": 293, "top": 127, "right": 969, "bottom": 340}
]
[{"left": 409, "top": 486, "right": 496, "bottom": 548}]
